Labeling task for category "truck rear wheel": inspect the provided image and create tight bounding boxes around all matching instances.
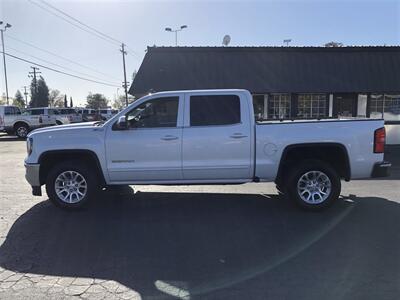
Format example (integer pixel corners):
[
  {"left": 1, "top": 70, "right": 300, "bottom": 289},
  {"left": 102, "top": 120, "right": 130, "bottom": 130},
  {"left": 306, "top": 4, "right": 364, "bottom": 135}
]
[
  {"left": 45, "top": 160, "right": 98, "bottom": 209},
  {"left": 287, "top": 160, "right": 341, "bottom": 210}
]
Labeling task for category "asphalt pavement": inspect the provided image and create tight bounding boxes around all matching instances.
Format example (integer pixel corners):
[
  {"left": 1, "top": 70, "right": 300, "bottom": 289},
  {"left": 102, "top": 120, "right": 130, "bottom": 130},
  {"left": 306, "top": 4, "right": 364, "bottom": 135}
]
[{"left": 0, "top": 135, "right": 399, "bottom": 300}]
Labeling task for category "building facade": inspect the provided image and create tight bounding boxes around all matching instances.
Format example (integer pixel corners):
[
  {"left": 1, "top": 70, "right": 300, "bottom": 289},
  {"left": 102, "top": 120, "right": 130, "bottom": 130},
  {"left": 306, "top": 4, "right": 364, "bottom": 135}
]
[{"left": 129, "top": 46, "right": 400, "bottom": 143}]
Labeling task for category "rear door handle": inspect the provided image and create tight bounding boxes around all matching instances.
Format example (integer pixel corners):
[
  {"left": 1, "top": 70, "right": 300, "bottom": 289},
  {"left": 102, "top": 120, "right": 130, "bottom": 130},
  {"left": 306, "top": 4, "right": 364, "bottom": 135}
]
[
  {"left": 161, "top": 135, "right": 179, "bottom": 141},
  {"left": 230, "top": 133, "right": 248, "bottom": 139}
]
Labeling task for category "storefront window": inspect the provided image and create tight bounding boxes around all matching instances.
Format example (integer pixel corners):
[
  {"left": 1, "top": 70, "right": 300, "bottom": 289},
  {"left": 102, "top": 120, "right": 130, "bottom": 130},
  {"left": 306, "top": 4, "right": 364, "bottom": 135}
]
[
  {"left": 297, "top": 94, "right": 327, "bottom": 118},
  {"left": 268, "top": 94, "right": 291, "bottom": 119},
  {"left": 370, "top": 94, "right": 400, "bottom": 121}
]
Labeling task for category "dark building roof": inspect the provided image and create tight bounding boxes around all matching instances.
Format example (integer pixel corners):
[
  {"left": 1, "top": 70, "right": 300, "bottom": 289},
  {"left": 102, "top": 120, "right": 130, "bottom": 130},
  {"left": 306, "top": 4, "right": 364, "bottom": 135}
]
[{"left": 129, "top": 46, "right": 400, "bottom": 97}]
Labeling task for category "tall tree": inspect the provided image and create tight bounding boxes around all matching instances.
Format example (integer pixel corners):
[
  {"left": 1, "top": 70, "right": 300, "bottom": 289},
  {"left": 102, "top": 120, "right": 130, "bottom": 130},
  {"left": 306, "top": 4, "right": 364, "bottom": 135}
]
[
  {"left": 70, "top": 97, "right": 73, "bottom": 108},
  {"left": 324, "top": 41, "right": 343, "bottom": 47},
  {"left": 13, "top": 90, "right": 26, "bottom": 108},
  {"left": 86, "top": 93, "right": 109, "bottom": 109},
  {"left": 29, "top": 76, "right": 49, "bottom": 107},
  {"left": 49, "top": 89, "right": 64, "bottom": 107},
  {"left": 0, "top": 93, "right": 6, "bottom": 105},
  {"left": 112, "top": 95, "right": 134, "bottom": 110},
  {"left": 64, "top": 95, "right": 68, "bottom": 108}
]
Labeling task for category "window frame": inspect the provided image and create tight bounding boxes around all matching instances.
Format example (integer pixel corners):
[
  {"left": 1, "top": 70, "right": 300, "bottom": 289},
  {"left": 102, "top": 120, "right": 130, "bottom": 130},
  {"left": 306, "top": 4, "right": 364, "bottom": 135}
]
[
  {"left": 370, "top": 93, "right": 400, "bottom": 122},
  {"left": 187, "top": 94, "right": 242, "bottom": 127},
  {"left": 118, "top": 95, "right": 183, "bottom": 130},
  {"left": 297, "top": 93, "right": 328, "bottom": 119},
  {"left": 267, "top": 93, "right": 291, "bottom": 120}
]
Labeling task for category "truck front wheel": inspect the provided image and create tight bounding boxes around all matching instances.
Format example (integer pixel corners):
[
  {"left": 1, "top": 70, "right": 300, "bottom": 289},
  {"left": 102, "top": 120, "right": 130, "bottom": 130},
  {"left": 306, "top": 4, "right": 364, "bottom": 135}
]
[
  {"left": 14, "top": 123, "right": 29, "bottom": 138},
  {"left": 45, "top": 160, "right": 98, "bottom": 209},
  {"left": 287, "top": 160, "right": 341, "bottom": 210}
]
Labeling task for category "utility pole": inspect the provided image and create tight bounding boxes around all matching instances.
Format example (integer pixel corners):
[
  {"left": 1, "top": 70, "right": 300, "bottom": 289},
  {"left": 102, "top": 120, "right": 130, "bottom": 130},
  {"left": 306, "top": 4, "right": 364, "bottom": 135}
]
[
  {"left": 0, "top": 21, "right": 12, "bottom": 105},
  {"left": 28, "top": 66, "right": 41, "bottom": 107},
  {"left": 22, "top": 86, "right": 28, "bottom": 108},
  {"left": 29, "top": 66, "right": 41, "bottom": 93},
  {"left": 120, "top": 43, "right": 129, "bottom": 107}
]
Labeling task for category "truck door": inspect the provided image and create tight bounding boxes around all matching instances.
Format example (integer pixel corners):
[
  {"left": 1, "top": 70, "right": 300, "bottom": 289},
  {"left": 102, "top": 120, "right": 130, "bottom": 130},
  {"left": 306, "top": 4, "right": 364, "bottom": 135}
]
[
  {"left": 182, "top": 93, "right": 252, "bottom": 180},
  {"left": 105, "top": 95, "right": 184, "bottom": 182}
]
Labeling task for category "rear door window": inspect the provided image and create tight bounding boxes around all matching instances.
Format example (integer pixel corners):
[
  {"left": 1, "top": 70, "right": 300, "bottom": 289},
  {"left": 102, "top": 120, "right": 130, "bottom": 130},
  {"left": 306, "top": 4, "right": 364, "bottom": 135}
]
[
  {"left": 29, "top": 109, "right": 44, "bottom": 115},
  {"left": 190, "top": 95, "right": 241, "bottom": 126}
]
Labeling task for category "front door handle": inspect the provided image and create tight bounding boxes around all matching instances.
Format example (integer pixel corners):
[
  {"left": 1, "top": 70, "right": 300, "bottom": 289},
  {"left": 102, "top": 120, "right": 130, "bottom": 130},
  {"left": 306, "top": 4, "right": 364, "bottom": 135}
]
[
  {"left": 230, "top": 133, "right": 248, "bottom": 139},
  {"left": 161, "top": 135, "right": 179, "bottom": 141}
]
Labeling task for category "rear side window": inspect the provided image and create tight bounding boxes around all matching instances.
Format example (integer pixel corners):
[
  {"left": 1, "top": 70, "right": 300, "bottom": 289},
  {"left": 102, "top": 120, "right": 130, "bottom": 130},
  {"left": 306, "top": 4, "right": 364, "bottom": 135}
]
[
  {"left": 190, "top": 95, "right": 241, "bottom": 126},
  {"left": 29, "top": 109, "right": 44, "bottom": 115},
  {"left": 5, "top": 107, "right": 21, "bottom": 115}
]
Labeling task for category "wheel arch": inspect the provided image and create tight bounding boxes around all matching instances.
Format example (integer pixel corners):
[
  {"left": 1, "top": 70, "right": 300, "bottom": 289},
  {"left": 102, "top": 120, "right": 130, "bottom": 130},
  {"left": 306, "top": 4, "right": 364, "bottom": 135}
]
[
  {"left": 275, "top": 143, "right": 351, "bottom": 185},
  {"left": 13, "top": 121, "right": 29, "bottom": 130},
  {"left": 38, "top": 149, "right": 106, "bottom": 186}
]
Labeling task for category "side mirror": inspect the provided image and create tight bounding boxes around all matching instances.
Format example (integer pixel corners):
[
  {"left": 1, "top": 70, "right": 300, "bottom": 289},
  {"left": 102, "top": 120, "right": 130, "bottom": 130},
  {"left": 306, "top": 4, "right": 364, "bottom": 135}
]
[{"left": 116, "top": 115, "right": 127, "bottom": 130}]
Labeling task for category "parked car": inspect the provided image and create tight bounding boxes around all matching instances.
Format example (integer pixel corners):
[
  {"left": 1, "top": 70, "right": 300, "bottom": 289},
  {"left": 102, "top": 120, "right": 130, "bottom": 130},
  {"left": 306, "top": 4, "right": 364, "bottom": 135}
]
[
  {"left": 77, "top": 108, "right": 97, "bottom": 122},
  {"left": 0, "top": 105, "right": 55, "bottom": 138},
  {"left": 98, "top": 108, "right": 118, "bottom": 120},
  {"left": 25, "top": 89, "right": 391, "bottom": 210},
  {"left": 58, "top": 108, "right": 82, "bottom": 124}
]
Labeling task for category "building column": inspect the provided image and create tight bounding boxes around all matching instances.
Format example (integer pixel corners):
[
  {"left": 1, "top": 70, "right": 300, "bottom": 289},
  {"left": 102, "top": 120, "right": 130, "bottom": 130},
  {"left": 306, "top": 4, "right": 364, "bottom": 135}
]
[
  {"left": 328, "top": 94, "right": 333, "bottom": 117},
  {"left": 263, "top": 94, "right": 268, "bottom": 119}
]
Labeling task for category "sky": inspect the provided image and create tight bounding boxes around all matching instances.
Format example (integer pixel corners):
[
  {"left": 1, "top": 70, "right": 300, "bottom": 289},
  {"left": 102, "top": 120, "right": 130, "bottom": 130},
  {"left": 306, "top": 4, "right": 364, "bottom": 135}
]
[{"left": 0, "top": 0, "right": 399, "bottom": 107}]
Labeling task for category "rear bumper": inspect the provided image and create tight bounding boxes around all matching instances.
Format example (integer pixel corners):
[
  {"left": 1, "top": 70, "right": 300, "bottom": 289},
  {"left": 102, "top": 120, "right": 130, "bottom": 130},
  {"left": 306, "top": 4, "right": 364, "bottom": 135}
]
[
  {"left": 371, "top": 161, "right": 391, "bottom": 178},
  {"left": 25, "top": 162, "right": 42, "bottom": 196}
]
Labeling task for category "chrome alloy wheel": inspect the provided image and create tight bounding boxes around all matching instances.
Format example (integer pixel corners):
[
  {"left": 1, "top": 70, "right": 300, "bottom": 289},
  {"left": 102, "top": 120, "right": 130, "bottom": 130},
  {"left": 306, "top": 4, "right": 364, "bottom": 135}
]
[
  {"left": 16, "top": 126, "right": 28, "bottom": 138},
  {"left": 54, "top": 171, "right": 87, "bottom": 204},
  {"left": 297, "top": 171, "right": 332, "bottom": 204}
]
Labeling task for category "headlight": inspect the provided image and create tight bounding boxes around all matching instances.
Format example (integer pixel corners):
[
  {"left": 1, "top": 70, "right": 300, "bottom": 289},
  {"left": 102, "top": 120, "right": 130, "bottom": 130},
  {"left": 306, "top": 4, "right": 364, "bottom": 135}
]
[{"left": 27, "top": 137, "right": 33, "bottom": 155}]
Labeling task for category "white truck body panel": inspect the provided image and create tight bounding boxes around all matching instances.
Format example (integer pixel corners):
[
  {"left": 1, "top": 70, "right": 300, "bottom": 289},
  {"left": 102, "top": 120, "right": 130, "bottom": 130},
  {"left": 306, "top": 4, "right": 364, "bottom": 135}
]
[{"left": 255, "top": 119, "right": 383, "bottom": 180}]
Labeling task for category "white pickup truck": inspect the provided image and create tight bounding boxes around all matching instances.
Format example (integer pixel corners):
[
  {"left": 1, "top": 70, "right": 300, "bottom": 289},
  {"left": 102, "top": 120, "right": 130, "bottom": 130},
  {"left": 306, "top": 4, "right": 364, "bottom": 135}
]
[
  {"left": 24, "top": 89, "right": 391, "bottom": 210},
  {"left": 0, "top": 105, "right": 55, "bottom": 138}
]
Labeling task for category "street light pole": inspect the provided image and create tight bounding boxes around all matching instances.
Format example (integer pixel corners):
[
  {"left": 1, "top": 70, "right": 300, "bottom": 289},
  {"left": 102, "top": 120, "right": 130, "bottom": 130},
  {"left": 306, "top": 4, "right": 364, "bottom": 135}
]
[
  {"left": 165, "top": 25, "right": 188, "bottom": 46},
  {"left": 0, "top": 21, "right": 12, "bottom": 105}
]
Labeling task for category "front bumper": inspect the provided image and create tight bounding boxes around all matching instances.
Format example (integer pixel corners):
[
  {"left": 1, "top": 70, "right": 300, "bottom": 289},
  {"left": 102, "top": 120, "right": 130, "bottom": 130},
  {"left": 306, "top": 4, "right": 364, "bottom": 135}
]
[
  {"left": 25, "top": 163, "right": 42, "bottom": 196},
  {"left": 371, "top": 161, "right": 391, "bottom": 178}
]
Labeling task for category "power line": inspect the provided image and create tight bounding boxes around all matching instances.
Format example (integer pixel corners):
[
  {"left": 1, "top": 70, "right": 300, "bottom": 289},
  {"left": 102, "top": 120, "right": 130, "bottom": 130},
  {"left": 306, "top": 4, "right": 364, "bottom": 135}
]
[
  {"left": 5, "top": 33, "right": 121, "bottom": 81},
  {"left": 6, "top": 44, "right": 120, "bottom": 85},
  {"left": 39, "top": 0, "right": 122, "bottom": 45},
  {"left": 27, "top": 0, "right": 120, "bottom": 47},
  {"left": 2, "top": 51, "right": 120, "bottom": 87},
  {"left": 28, "top": 0, "right": 141, "bottom": 58}
]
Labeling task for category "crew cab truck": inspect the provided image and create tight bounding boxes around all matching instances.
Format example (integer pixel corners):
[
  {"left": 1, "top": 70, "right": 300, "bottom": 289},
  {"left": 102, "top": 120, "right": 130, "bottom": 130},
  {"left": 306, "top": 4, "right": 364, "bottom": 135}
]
[
  {"left": 0, "top": 105, "right": 54, "bottom": 138},
  {"left": 24, "top": 89, "right": 391, "bottom": 210}
]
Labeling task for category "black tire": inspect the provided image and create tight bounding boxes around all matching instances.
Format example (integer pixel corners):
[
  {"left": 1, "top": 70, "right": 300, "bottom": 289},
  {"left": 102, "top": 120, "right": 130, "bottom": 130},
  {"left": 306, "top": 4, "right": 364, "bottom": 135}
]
[
  {"left": 14, "top": 123, "right": 29, "bottom": 138},
  {"left": 286, "top": 160, "right": 341, "bottom": 211},
  {"left": 45, "top": 160, "right": 98, "bottom": 210},
  {"left": 56, "top": 120, "right": 63, "bottom": 125}
]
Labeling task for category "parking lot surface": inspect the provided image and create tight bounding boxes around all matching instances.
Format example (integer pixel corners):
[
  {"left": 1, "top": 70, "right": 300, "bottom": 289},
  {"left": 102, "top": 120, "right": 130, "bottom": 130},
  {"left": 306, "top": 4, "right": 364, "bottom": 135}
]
[{"left": 0, "top": 134, "right": 399, "bottom": 299}]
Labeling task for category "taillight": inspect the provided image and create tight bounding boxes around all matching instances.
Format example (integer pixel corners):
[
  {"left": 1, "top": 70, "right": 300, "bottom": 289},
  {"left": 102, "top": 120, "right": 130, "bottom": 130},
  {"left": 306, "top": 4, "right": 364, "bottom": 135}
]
[
  {"left": 374, "top": 127, "right": 385, "bottom": 153},
  {"left": 39, "top": 116, "right": 43, "bottom": 123}
]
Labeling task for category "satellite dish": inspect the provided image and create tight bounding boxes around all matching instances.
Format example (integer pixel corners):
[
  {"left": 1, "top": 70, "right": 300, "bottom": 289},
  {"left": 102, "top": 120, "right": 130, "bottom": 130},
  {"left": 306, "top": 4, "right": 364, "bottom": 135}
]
[{"left": 222, "top": 35, "right": 231, "bottom": 46}]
